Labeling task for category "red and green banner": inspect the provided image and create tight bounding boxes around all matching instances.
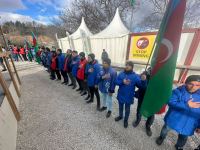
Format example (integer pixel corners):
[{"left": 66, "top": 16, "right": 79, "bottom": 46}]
[{"left": 140, "top": 0, "right": 186, "bottom": 117}]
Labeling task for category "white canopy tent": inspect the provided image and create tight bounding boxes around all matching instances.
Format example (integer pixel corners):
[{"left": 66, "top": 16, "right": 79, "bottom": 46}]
[
  {"left": 57, "top": 17, "right": 93, "bottom": 53},
  {"left": 90, "top": 8, "right": 130, "bottom": 65}
]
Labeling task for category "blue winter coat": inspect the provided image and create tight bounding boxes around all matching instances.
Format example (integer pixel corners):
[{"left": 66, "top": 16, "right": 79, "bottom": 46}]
[
  {"left": 71, "top": 56, "right": 80, "bottom": 77},
  {"left": 46, "top": 52, "right": 52, "bottom": 66},
  {"left": 57, "top": 53, "right": 65, "bottom": 71},
  {"left": 85, "top": 60, "right": 101, "bottom": 87},
  {"left": 115, "top": 71, "right": 147, "bottom": 104},
  {"left": 98, "top": 67, "right": 117, "bottom": 93},
  {"left": 164, "top": 85, "right": 200, "bottom": 136}
]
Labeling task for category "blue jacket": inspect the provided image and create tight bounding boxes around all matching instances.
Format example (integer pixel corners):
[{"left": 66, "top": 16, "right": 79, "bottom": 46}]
[
  {"left": 115, "top": 71, "right": 147, "bottom": 104},
  {"left": 164, "top": 85, "right": 200, "bottom": 136},
  {"left": 46, "top": 52, "right": 52, "bottom": 66},
  {"left": 71, "top": 56, "right": 80, "bottom": 77},
  {"left": 85, "top": 60, "right": 101, "bottom": 87},
  {"left": 98, "top": 67, "right": 117, "bottom": 93},
  {"left": 57, "top": 53, "right": 65, "bottom": 71}
]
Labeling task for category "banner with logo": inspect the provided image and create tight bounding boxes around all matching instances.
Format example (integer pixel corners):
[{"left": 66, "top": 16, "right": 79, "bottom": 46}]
[{"left": 129, "top": 35, "right": 156, "bottom": 61}]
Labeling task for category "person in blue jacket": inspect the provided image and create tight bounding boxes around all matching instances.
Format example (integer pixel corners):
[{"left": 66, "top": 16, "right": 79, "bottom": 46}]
[
  {"left": 70, "top": 50, "right": 80, "bottom": 89},
  {"left": 45, "top": 47, "right": 52, "bottom": 73},
  {"left": 156, "top": 75, "right": 200, "bottom": 150},
  {"left": 115, "top": 61, "right": 147, "bottom": 128},
  {"left": 57, "top": 49, "right": 67, "bottom": 83},
  {"left": 98, "top": 58, "right": 117, "bottom": 118},
  {"left": 85, "top": 53, "right": 101, "bottom": 110}
]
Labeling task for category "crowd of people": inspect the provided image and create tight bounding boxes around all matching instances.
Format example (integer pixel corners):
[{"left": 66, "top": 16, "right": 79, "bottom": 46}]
[
  {"left": 7, "top": 44, "right": 198, "bottom": 150},
  {"left": 38, "top": 47, "right": 200, "bottom": 150}
]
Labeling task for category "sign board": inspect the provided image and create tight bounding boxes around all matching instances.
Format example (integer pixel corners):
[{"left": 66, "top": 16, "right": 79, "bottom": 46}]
[{"left": 129, "top": 35, "right": 156, "bottom": 61}]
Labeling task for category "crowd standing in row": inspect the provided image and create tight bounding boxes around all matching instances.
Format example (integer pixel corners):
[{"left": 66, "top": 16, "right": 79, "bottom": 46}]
[{"left": 28, "top": 46, "right": 200, "bottom": 150}]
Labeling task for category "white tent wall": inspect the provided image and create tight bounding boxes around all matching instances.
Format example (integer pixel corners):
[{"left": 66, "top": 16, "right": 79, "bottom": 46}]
[
  {"left": 59, "top": 38, "right": 70, "bottom": 53},
  {"left": 90, "top": 35, "right": 129, "bottom": 65},
  {"left": 73, "top": 38, "right": 84, "bottom": 53},
  {"left": 174, "top": 32, "right": 195, "bottom": 80},
  {"left": 186, "top": 37, "right": 200, "bottom": 77}
]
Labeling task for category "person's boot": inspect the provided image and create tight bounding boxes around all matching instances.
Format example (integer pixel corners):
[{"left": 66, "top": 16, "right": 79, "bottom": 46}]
[
  {"left": 195, "top": 145, "right": 200, "bottom": 150},
  {"left": 76, "top": 88, "right": 81, "bottom": 91},
  {"left": 72, "top": 85, "right": 77, "bottom": 89},
  {"left": 65, "top": 82, "right": 69, "bottom": 85},
  {"left": 106, "top": 111, "right": 112, "bottom": 118},
  {"left": 156, "top": 136, "right": 165, "bottom": 145},
  {"left": 132, "top": 118, "right": 141, "bottom": 128},
  {"left": 81, "top": 92, "right": 87, "bottom": 96},
  {"left": 96, "top": 105, "right": 101, "bottom": 111},
  {"left": 146, "top": 126, "right": 152, "bottom": 137},
  {"left": 175, "top": 145, "right": 183, "bottom": 150},
  {"left": 86, "top": 99, "right": 93, "bottom": 104},
  {"left": 61, "top": 81, "right": 66, "bottom": 84},
  {"left": 84, "top": 95, "right": 90, "bottom": 100},
  {"left": 68, "top": 83, "right": 73, "bottom": 86},
  {"left": 100, "top": 106, "right": 107, "bottom": 112},
  {"left": 115, "top": 116, "right": 123, "bottom": 122},
  {"left": 2, "top": 69, "right": 7, "bottom": 72},
  {"left": 124, "top": 120, "right": 128, "bottom": 128}
]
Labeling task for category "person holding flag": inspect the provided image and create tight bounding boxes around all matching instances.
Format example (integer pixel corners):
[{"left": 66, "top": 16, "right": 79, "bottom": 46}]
[
  {"left": 132, "top": 67, "right": 155, "bottom": 136},
  {"left": 115, "top": 61, "right": 147, "bottom": 128},
  {"left": 140, "top": 0, "right": 187, "bottom": 118},
  {"left": 31, "top": 31, "right": 40, "bottom": 64},
  {"left": 156, "top": 75, "right": 200, "bottom": 150}
]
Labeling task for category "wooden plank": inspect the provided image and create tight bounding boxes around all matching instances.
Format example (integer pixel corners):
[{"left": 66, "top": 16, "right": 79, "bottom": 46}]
[
  {"left": 0, "top": 26, "right": 21, "bottom": 85},
  {"left": 0, "top": 71, "right": 20, "bottom": 121},
  {"left": 0, "top": 47, "right": 21, "bottom": 97},
  {"left": 0, "top": 51, "right": 11, "bottom": 57}
]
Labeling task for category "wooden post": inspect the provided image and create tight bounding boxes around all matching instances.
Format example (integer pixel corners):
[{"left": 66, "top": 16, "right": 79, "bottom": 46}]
[
  {"left": 0, "top": 70, "right": 20, "bottom": 121},
  {"left": 0, "top": 26, "right": 21, "bottom": 85},
  {"left": 0, "top": 47, "right": 21, "bottom": 97}
]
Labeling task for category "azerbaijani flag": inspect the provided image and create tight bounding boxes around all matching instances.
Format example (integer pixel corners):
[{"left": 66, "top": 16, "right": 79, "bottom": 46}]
[
  {"left": 24, "top": 38, "right": 32, "bottom": 60},
  {"left": 31, "top": 31, "right": 40, "bottom": 63},
  {"left": 140, "top": 0, "right": 186, "bottom": 117}
]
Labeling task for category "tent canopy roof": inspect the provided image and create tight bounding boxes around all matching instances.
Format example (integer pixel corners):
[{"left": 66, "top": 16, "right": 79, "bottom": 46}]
[
  {"left": 92, "top": 8, "right": 130, "bottom": 38},
  {"left": 70, "top": 17, "right": 93, "bottom": 39}
]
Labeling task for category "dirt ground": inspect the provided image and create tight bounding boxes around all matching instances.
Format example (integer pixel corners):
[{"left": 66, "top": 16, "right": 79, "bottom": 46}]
[{"left": 15, "top": 62, "right": 199, "bottom": 150}]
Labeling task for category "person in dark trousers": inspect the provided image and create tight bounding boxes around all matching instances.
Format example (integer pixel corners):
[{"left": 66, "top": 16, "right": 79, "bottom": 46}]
[
  {"left": 70, "top": 50, "right": 80, "bottom": 89},
  {"left": 156, "top": 75, "right": 200, "bottom": 150},
  {"left": 77, "top": 52, "right": 87, "bottom": 95},
  {"left": 132, "top": 67, "right": 155, "bottom": 136},
  {"left": 115, "top": 61, "right": 147, "bottom": 128},
  {"left": 85, "top": 53, "right": 101, "bottom": 110},
  {"left": 62, "top": 49, "right": 72, "bottom": 85},
  {"left": 57, "top": 49, "right": 67, "bottom": 83},
  {"left": 101, "top": 49, "right": 108, "bottom": 62},
  {"left": 46, "top": 47, "right": 52, "bottom": 73},
  {"left": 98, "top": 58, "right": 117, "bottom": 118},
  {"left": 50, "top": 51, "right": 58, "bottom": 80}
]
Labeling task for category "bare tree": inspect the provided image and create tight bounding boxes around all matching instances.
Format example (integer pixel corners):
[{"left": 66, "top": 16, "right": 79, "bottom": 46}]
[
  {"left": 138, "top": 0, "right": 200, "bottom": 30},
  {"left": 58, "top": 0, "right": 134, "bottom": 33}
]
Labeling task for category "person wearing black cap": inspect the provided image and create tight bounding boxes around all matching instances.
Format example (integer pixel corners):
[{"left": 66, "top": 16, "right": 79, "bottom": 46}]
[
  {"left": 98, "top": 58, "right": 117, "bottom": 118},
  {"left": 115, "top": 61, "right": 147, "bottom": 128},
  {"left": 156, "top": 75, "right": 200, "bottom": 150},
  {"left": 85, "top": 53, "right": 101, "bottom": 110},
  {"left": 77, "top": 52, "right": 87, "bottom": 95}
]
